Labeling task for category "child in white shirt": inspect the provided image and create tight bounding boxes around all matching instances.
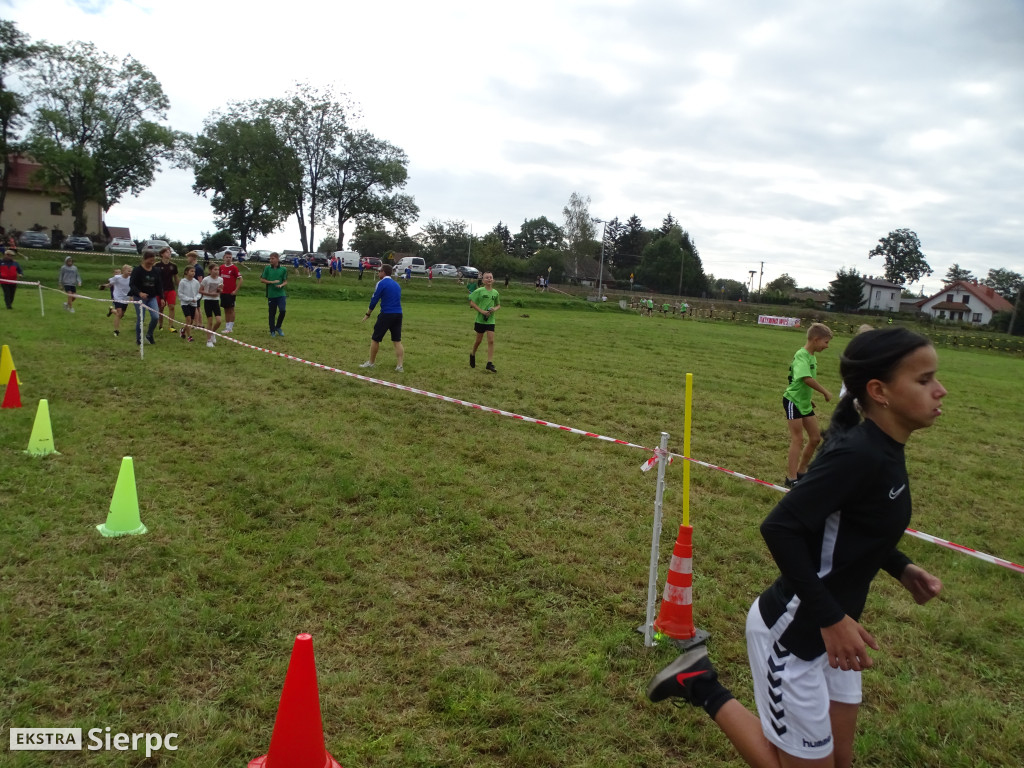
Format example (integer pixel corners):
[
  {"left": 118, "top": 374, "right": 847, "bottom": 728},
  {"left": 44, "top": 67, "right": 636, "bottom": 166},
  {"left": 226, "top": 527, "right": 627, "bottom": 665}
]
[
  {"left": 177, "top": 266, "right": 202, "bottom": 342},
  {"left": 199, "top": 265, "right": 224, "bottom": 347}
]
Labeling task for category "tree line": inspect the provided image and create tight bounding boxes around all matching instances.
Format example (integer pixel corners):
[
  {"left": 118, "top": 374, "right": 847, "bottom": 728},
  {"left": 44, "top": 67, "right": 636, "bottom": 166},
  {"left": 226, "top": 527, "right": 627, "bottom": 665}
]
[{"left": 0, "top": 21, "right": 416, "bottom": 253}]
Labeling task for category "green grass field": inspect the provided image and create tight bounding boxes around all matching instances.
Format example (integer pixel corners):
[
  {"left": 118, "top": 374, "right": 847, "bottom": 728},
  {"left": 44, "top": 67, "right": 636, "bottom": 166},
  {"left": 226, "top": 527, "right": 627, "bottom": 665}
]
[{"left": 2, "top": 253, "right": 1023, "bottom": 767}]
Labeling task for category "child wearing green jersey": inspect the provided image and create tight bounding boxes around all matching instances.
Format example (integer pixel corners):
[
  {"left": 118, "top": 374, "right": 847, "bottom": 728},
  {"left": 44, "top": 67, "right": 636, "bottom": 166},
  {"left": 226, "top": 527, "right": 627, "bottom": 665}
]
[
  {"left": 783, "top": 322, "right": 833, "bottom": 487},
  {"left": 468, "top": 271, "right": 501, "bottom": 373}
]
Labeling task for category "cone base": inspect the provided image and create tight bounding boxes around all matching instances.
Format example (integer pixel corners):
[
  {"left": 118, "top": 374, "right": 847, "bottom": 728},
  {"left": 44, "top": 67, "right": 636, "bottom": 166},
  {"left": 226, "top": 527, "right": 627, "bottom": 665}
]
[
  {"left": 248, "top": 751, "right": 342, "bottom": 768},
  {"left": 96, "top": 522, "right": 148, "bottom": 538},
  {"left": 24, "top": 448, "right": 61, "bottom": 457}
]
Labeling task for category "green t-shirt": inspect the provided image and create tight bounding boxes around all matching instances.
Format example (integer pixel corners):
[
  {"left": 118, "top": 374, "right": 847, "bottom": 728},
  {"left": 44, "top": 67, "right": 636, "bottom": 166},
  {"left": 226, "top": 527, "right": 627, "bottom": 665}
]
[
  {"left": 783, "top": 347, "right": 817, "bottom": 415},
  {"left": 261, "top": 265, "right": 288, "bottom": 298},
  {"left": 469, "top": 286, "right": 500, "bottom": 324}
]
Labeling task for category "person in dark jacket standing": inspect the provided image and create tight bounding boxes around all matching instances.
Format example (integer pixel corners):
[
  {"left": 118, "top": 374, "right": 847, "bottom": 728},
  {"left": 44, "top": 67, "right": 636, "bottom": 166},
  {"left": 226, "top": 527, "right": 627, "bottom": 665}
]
[{"left": 129, "top": 251, "right": 164, "bottom": 345}]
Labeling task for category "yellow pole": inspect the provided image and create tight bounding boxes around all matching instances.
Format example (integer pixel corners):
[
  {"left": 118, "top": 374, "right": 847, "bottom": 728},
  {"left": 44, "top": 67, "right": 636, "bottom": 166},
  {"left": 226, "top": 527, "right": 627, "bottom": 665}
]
[{"left": 683, "top": 373, "right": 693, "bottom": 527}]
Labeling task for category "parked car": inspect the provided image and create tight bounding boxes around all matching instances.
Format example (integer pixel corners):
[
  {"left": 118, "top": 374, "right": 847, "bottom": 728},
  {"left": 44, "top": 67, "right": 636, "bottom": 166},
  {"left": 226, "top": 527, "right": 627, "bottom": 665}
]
[
  {"left": 106, "top": 237, "right": 137, "bottom": 254},
  {"left": 306, "top": 252, "right": 329, "bottom": 267},
  {"left": 431, "top": 263, "right": 458, "bottom": 277},
  {"left": 215, "top": 246, "right": 246, "bottom": 261},
  {"left": 395, "top": 256, "right": 426, "bottom": 275},
  {"left": 363, "top": 257, "right": 382, "bottom": 271},
  {"left": 18, "top": 230, "right": 50, "bottom": 249},
  {"left": 61, "top": 235, "right": 94, "bottom": 251},
  {"left": 247, "top": 249, "right": 274, "bottom": 263},
  {"left": 457, "top": 265, "right": 480, "bottom": 279},
  {"left": 142, "top": 239, "right": 171, "bottom": 255}
]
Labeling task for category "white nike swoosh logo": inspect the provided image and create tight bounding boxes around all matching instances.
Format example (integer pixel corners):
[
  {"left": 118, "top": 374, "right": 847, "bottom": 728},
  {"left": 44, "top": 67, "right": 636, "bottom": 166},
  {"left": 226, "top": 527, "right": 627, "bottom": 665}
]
[{"left": 889, "top": 484, "right": 906, "bottom": 500}]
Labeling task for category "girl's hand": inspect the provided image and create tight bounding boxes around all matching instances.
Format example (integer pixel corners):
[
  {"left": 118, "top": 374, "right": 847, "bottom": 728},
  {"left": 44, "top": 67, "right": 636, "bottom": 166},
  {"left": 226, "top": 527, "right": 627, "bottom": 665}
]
[
  {"left": 900, "top": 564, "right": 942, "bottom": 605},
  {"left": 820, "top": 615, "right": 879, "bottom": 671}
]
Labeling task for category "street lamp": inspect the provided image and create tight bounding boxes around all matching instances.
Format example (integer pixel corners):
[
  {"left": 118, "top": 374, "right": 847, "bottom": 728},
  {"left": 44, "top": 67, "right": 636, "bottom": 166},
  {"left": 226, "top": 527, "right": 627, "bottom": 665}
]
[{"left": 592, "top": 217, "right": 607, "bottom": 301}]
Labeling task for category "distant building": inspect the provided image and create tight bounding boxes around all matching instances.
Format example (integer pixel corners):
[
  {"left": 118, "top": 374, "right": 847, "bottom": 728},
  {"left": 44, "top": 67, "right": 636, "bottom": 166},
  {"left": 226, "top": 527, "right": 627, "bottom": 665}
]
[
  {"left": 1, "top": 154, "right": 103, "bottom": 238},
  {"left": 861, "top": 276, "right": 904, "bottom": 313},
  {"left": 917, "top": 280, "right": 1014, "bottom": 325}
]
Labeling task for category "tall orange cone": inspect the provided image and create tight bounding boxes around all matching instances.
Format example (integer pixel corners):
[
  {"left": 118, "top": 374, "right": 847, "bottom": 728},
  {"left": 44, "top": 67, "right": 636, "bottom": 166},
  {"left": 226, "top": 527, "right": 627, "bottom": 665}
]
[
  {"left": 2, "top": 369, "right": 21, "bottom": 408},
  {"left": 249, "top": 633, "right": 342, "bottom": 768},
  {"left": 653, "top": 524, "right": 707, "bottom": 644}
]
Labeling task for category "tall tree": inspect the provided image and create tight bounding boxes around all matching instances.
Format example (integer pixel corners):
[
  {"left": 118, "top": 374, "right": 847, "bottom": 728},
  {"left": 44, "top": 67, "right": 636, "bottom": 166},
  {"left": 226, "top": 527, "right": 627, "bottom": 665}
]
[
  {"left": 421, "top": 218, "right": 472, "bottom": 264},
  {"left": 613, "top": 214, "right": 646, "bottom": 278},
  {"left": 659, "top": 212, "right": 679, "bottom": 236},
  {"left": 764, "top": 273, "right": 798, "bottom": 295},
  {"left": 490, "top": 221, "right": 514, "bottom": 255},
  {"left": 188, "top": 110, "right": 299, "bottom": 249},
  {"left": 829, "top": 267, "right": 865, "bottom": 312},
  {"left": 262, "top": 84, "right": 351, "bottom": 253},
  {"left": 324, "top": 129, "right": 417, "bottom": 247},
  {"left": 512, "top": 216, "right": 563, "bottom": 258},
  {"left": 636, "top": 230, "right": 706, "bottom": 295},
  {"left": 0, "top": 20, "right": 43, "bottom": 219},
  {"left": 24, "top": 41, "right": 177, "bottom": 234},
  {"left": 562, "top": 191, "right": 595, "bottom": 279},
  {"left": 350, "top": 221, "right": 415, "bottom": 263},
  {"left": 983, "top": 268, "right": 1023, "bottom": 300},
  {"left": 867, "top": 228, "right": 932, "bottom": 285},
  {"left": 943, "top": 263, "right": 975, "bottom": 285}
]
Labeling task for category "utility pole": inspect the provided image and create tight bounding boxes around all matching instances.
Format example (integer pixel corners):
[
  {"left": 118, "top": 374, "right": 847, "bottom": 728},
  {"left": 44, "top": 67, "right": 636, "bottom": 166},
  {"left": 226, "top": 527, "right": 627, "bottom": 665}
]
[
  {"left": 757, "top": 261, "right": 764, "bottom": 301},
  {"left": 748, "top": 270, "right": 756, "bottom": 297},
  {"left": 592, "top": 217, "right": 607, "bottom": 300}
]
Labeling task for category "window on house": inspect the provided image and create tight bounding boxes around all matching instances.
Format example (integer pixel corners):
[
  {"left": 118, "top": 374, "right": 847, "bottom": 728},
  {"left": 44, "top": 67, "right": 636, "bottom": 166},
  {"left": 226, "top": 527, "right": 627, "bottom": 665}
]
[
  {"left": 939, "top": 311, "right": 946, "bottom": 318},
  {"left": 946, "top": 294, "right": 953, "bottom": 302},
  {"left": 875, "top": 290, "right": 881, "bottom": 301},
  {"left": 50, "top": 202, "right": 62, "bottom": 216},
  {"left": 972, "top": 313, "right": 982, "bottom": 323},
  {"left": 890, "top": 291, "right": 895, "bottom": 300},
  {"left": 962, "top": 295, "right": 969, "bottom": 304}
]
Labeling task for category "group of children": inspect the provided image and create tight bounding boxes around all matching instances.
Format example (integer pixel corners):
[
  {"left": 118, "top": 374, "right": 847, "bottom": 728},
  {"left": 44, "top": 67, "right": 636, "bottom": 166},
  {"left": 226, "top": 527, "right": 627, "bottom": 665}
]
[{"left": 99, "top": 249, "right": 241, "bottom": 347}]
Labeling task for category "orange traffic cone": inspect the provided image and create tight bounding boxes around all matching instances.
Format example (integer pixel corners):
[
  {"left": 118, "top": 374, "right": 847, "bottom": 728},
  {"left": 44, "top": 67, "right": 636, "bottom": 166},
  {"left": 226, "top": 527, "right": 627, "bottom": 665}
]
[
  {"left": 1, "top": 370, "right": 21, "bottom": 408},
  {"left": 249, "top": 634, "right": 342, "bottom": 768},
  {"left": 653, "top": 524, "right": 700, "bottom": 641}
]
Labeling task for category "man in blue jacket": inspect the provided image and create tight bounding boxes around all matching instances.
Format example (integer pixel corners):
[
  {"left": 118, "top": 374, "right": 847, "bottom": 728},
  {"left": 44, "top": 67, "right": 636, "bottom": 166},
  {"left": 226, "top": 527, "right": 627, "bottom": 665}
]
[{"left": 360, "top": 264, "right": 405, "bottom": 372}]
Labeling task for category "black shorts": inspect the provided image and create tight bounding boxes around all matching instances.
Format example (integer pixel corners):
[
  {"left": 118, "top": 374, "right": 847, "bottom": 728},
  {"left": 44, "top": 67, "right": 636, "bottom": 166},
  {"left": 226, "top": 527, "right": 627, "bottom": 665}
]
[
  {"left": 372, "top": 312, "right": 403, "bottom": 343},
  {"left": 783, "top": 397, "right": 813, "bottom": 420},
  {"left": 204, "top": 299, "right": 221, "bottom": 318},
  {"left": 220, "top": 293, "right": 236, "bottom": 309},
  {"left": 63, "top": 285, "right": 77, "bottom": 294},
  {"left": 474, "top": 322, "right": 496, "bottom": 335},
  {"left": 182, "top": 304, "right": 197, "bottom": 320},
  {"left": 113, "top": 302, "right": 128, "bottom": 312}
]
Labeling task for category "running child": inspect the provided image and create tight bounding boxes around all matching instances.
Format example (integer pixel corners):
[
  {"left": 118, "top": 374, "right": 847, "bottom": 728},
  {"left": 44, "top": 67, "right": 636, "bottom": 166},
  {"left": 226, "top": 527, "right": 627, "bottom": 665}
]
[
  {"left": 58, "top": 257, "right": 82, "bottom": 312},
  {"left": 647, "top": 328, "right": 945, "bottom": 768},
  {"left": 100, "top": 265, "right": 132, "bottom": 336},
  {"left": 200, "top": 264, "right": 223, "bottom": 347},
  {"left": 783, "top": 322, "right": 833, "bottom": 488},
  {"left": 468, "top": 271, "right": 501, "bottom": 373}
]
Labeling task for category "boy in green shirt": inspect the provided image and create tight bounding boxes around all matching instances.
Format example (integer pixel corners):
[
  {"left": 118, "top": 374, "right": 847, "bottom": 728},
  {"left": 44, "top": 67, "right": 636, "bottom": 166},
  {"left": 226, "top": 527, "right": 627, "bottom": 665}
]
[
  {"left": 468, "top": 271, "right": 501, "bottom": 373},
  {"left": 259, "top": 253, "right": 289, "bottom": 337},
  {"left": 782, "top": 322, "right": 833, "bottom": 487}
]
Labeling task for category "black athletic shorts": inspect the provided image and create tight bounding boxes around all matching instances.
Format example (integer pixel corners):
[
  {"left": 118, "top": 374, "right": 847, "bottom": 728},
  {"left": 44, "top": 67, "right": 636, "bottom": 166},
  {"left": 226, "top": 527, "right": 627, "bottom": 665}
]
[{"left": 372, "top": 312, "right": 402, "bottom": 343}]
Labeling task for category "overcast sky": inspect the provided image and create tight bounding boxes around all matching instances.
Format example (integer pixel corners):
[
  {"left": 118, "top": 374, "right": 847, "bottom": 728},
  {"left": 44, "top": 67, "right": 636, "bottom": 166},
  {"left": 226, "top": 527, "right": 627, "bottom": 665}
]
[{"left": 6, "top": 0, "right": 1022, "bottom": 293}]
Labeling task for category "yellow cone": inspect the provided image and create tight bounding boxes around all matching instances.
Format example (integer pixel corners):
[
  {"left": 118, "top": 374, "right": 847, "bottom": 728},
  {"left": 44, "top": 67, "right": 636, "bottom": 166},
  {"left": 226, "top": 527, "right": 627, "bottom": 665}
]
[
  {"left": 0, "top": 344, "right": 19, "bottom": 386},
  {"left": 24, "top": 399, "right": 60, "bottom": 456},
  {"left": 97, "top": 457, "right": 148, "bottom": 537}
]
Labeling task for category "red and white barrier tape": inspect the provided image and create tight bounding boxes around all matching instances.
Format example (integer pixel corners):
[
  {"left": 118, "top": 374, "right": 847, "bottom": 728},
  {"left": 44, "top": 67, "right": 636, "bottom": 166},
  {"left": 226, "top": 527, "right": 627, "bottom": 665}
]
[{"left": 25, "top": 284, "right": 1024, "bottom": 575}]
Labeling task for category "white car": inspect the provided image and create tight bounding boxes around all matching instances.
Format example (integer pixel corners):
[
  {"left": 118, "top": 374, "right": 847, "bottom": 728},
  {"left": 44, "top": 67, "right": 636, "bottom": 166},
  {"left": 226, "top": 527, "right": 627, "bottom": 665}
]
[
  {"left": 142, "top": 239, "right": 171, "bottom": 255},
  {"left": 106, "top": 237, "right": 138, "bottom": 254},
  {"left": 215, "top": 246, "right": 246, "bottom": 261},
  {"left": 431, "top": 263, "right": 458, "bottom": 277}
]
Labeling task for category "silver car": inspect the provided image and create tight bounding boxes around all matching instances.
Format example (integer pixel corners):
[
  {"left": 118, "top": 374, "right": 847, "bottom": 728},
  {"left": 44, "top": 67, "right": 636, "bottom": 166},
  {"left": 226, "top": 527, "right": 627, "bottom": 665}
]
[
  {"left": 431, "top": 263, "right": 458, "bottom": 277},
  {"left": 106, "top": 237, "right": 138, "bottom": 254}
]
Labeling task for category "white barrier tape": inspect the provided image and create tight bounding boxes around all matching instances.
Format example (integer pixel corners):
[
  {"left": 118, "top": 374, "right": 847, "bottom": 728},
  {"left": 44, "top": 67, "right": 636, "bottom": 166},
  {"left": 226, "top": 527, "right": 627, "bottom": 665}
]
[
  {"left": 905, "top": 528, "right": 1024, "bottom": 575},
  {"left": 0, "top": 278, "right": 41, "bottom": 286},
  {"left": 25, "top": 282, "right": 1024, "bottom": 576},
  {"left": 641, "top": 446, "right": 675, "bottom": 472}
]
